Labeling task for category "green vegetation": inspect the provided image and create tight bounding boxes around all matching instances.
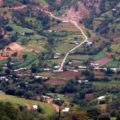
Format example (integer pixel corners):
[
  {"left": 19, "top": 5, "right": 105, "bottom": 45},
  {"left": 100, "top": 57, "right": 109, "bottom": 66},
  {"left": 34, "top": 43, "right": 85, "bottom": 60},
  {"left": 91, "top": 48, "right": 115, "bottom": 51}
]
[
  {"left": 111, "top": 41, "right": 120, "bottom": 53},
  {"left": 0, "top": 93, "right": 55, "bottom": 116},
  {"left": 0, "top": 1, "right": 120, "bottom": 120},
  {"left": 104, "top": 60, "right": 120, "bottom": 68},
  {"left": 93, "top": 52, "right": 107, "bottom": 60}
]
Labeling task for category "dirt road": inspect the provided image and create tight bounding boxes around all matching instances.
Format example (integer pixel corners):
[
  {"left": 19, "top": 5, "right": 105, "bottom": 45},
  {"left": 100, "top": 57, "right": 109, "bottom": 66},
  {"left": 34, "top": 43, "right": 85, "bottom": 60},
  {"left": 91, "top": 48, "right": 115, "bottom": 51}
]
[{"left": 42, "top": 10, "right": 89, "bottom": 71}]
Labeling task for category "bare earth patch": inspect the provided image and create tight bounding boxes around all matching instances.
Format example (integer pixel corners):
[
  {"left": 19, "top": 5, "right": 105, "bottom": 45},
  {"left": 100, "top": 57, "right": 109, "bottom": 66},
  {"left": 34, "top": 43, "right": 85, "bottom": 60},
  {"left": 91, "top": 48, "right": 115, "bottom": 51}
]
[
  {"left": 0, "top": 42, "right": 25, "bottom": 60},
  {"left": 93, "top": 58, "right": 111, "bottom": 66},
  {"left": 7, "top": 42, "right": 24, "bottom": 52}
]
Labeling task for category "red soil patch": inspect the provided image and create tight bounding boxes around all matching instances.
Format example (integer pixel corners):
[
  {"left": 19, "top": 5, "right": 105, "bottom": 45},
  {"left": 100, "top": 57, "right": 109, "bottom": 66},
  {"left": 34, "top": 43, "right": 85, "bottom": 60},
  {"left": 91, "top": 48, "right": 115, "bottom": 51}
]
[
  {"left": 46, "top": 79, "right": 65, "bottom": 85},
  {"left": 52, "top": 104, "right": 60, "bottom": 112},
  {"left": 63, "top": 1, "right": 90, "bottom": 22},
  {"left": 0, "top": 42, "right": 24, "bottom": 60},
  {"left": 46, "top": 71, "right": 80, "bottom": 85},
  {"left": 60, "top": 71, "right": 80, "bottom": 78},
  {"left": 0, "top": 55, "right": 4, "bottom": 60},
  {"left": 63, "top": 0, "right": 101, "bottom": 22},
  {"left": 7, "top": 42, "right": 24, "bottom": 52},
  {"left": 93, "top": 58, "right": 111, "bottom": 66},
  {"left": 94, "top": 71, "right": 104, "bottom": 76}
]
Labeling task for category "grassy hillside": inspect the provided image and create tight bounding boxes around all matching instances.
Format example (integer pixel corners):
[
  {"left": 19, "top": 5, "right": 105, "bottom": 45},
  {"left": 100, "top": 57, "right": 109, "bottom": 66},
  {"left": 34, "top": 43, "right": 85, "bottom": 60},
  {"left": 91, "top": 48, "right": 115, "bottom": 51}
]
[{"left": 0, "top": 93, "right": 55, "bottom": 116}]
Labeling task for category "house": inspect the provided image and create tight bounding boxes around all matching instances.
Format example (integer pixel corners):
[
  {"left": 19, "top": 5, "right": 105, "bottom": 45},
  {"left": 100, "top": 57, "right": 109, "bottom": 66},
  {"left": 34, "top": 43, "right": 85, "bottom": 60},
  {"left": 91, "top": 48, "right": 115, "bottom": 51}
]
[
  {"left": 94, "top": 66, "right": 100, "bottom": 70},
  {"left": 22, "top": 32, "right": 34, "bottom": 36},
  {"left": 34, "top": 76, "right": 42, "bottom": 79},
  {"left": 110, "top": 68, "right": 117, "bottom": 73},
  {"left": 54, "top": 53, "right": 61, "bottom": 59},
  {"left": 0, "top": 76, "right": 7, "bottom": 81},
  {"left": 68, "top": 61, "right": 72, "bottom": 65},
  {"left": 32, "top": 105, "right": 38, "bottom": 110},
  {"left": 78, "top": 80, "right": 89, "bottom": 84},
  {"left": 62, "top": 107, "right": 70, "bottom": 112},
  {"left": 85, "top": 41, "right": 93, "bottom": 46},
  {"left": 78, "top": 66, "right": 87, "bottom": 70},
  {"left": 78, "top": 80, "right": 82, "bottom": 84},
  {"left": 112, "top": 8, "right": 117, "bottom": 11},
  {"left": 43, "top": 68, "right": 51, "bottom": 71},
  {"left": 43, "top": 96, "right": 53, "bottom": 103},
  {"left": 53, "top": 65, "right": 60, "bottom": 70},
  {"left": 53, "top": 69, "right": 63, "bottom": 73},
  {"left": 34, "top": 76, "right": 49, "bottom": 80},
  {"left": 90, "top": 62, "right": 99, "bottom": 67},
  {"left": 14, "top": 68, "right": 27, "bottom": 72},
  {"left": 103, "top": 68, "right": 107, "bottom": 71},
  {"left": 71, "top": 40, "right": 79, "bottom": 45},
  {"left": 72, "top": 69, "right": 79, "bottom": 72},
  {"left": 84, "top": 80, "right": 89, "bottom": 83},
  {"left": 97, "top": 96, "right": 106, "bottom": 104},
  {"left": 97, "top": 96, "right": 106, "bottom": 101},
  {"left": 48, "top": 30, "right": 53, "bottom": 33}
]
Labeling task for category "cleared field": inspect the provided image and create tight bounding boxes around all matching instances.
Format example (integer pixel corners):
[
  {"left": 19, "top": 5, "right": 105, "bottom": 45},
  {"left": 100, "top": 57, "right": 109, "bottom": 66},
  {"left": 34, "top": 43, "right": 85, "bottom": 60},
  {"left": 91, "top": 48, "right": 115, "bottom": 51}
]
[
  {"left": 51, "top": 22, "right": 80, "bottom": 32},
  {"left": 93, "top": 52, "right": 107, "bottom": 60},
  {"left": 111, "top": 41, "right": 120, "bottom": 53},
  {"left": 0, "top": 93, "right": 55, "bottom": 116},
  {"left": 54, "top": 32, "right": 83, "bottom": 54},
  {"left": 51, "top": 71, "right": 80, "bottom": 80},
  {"left": 55, "top": 43, "right": 75, "bottom": 54},
  {"left": 93, "top": 80, "right": 120, "bottom": 89},
  {"left": 25, "top": 39, "right": 46, "bottom": 53},
  {"left": 8, "top": 23, "right": 33, "bottom": 33},
  {"left": 68, "top": 55, "right": 90, "bottom": 61},
  {"left": 8, "top": 22, "right": 44, "bottom": 41},
  {"left": 11, "top": 52, "right": 39, "bottom": 68},
  {"left": 32, "top": 0, "right": 48, "bottom": 5},
  {"left": 104, "top": 60, "right": 120, "bottom": 68},
  {"left": 48, "top": 58, "right": 63, "bottom": 65},
  {"left": 93, "top": 57, "right": 111, "bottom": 66}
]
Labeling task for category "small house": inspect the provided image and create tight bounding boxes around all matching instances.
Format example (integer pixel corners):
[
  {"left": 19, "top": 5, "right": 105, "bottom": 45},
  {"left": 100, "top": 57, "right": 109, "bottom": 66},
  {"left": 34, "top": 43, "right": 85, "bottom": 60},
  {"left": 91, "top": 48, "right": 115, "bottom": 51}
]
[
  {"left": 32, "top": 105, "right": 38, "bottom": 111},
  {"left": 62, "top": 107, "right": 70, "bottom": 113}
]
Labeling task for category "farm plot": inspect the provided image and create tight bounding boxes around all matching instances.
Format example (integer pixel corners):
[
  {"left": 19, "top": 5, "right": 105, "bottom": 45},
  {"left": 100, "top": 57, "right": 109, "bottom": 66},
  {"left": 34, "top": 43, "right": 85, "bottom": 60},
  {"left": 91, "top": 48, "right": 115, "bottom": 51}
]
[{"left": 51, "top": 22, "right": 80, "bottom": 32}]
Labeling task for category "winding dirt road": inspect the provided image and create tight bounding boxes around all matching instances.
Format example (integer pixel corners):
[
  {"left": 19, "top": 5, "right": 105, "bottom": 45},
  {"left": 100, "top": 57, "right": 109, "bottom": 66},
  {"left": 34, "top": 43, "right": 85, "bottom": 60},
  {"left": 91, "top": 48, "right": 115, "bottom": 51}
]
[{"left": 42, "top": 10, "right": 89, "bottom": 71}]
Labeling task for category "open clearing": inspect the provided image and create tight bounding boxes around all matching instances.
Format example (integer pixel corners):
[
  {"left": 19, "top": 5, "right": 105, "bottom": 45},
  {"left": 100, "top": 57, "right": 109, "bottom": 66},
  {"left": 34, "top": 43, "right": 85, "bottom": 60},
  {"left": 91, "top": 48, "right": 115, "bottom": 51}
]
[{"left": 111, "top": 40, "right": 120, "bottom": 53}]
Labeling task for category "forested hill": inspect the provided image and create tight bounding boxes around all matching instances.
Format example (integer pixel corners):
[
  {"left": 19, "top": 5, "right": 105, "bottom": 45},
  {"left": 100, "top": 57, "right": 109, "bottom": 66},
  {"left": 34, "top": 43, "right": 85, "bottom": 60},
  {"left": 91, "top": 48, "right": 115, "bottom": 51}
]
[{"left": 1, "top": 0, "right": 120, "bottom": 17}]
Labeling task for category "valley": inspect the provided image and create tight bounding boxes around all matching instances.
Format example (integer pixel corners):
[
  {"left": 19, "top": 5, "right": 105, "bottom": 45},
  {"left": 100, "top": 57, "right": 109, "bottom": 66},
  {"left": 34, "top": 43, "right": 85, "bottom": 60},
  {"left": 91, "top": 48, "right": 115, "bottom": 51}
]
[{"left": 0, "top": 0, "right": 120, "bottom": 120}]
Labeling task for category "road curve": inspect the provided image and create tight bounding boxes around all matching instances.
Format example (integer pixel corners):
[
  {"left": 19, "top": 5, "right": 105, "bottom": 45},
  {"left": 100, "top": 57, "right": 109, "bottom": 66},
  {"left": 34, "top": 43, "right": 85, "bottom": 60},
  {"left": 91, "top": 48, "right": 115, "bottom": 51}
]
[{"left": 42, "top": 10, "right": 88, "bottom": 71}]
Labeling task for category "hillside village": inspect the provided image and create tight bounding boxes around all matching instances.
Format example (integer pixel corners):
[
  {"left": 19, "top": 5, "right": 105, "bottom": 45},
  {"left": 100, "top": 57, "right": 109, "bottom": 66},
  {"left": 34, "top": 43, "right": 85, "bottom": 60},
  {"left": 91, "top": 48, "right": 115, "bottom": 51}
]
[{"left": 0, "top": 0, "right": 120, "bottom": 120}]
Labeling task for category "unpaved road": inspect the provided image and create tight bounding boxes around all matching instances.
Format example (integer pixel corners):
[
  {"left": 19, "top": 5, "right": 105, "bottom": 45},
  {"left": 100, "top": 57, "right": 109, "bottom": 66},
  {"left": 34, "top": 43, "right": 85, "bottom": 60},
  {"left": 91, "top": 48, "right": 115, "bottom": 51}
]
[{"left": 42, "top": 10, "right": 89, "bottom": 71}]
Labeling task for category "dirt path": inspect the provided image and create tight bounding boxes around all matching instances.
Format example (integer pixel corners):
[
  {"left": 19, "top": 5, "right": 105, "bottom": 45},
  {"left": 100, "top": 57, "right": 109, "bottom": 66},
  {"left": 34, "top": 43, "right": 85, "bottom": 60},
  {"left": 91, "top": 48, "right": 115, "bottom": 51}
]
[
  {"left": 42, "top": 10, "right": 89, "bottom": 71},
  {"left": 5, "top": 5, "right": 27, "bottom": 11}
]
